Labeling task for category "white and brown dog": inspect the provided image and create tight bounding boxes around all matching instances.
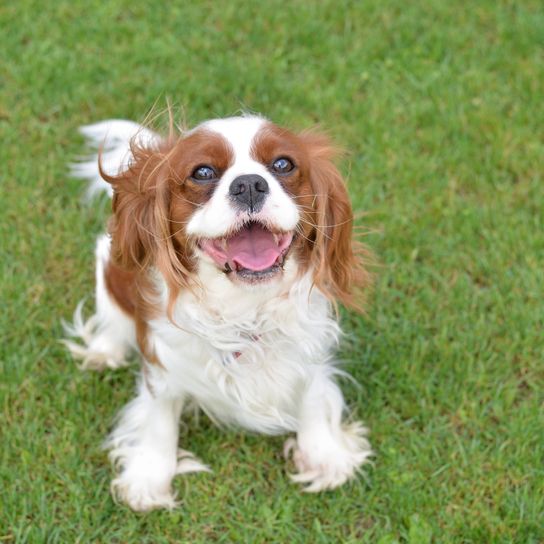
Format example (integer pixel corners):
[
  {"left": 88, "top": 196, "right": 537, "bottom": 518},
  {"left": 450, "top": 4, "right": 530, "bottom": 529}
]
[{"left": 65, "top": 114, "right": 372, "bottom": 511}]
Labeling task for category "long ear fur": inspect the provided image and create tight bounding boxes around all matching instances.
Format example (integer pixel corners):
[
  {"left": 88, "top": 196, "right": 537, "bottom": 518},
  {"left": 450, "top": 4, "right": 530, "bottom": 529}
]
[
  {"left": 99, "top": 137, "right": 193, "bottom": 304},
  {"left": 301, "top": 131, "right": 371, "bottom": 312}
]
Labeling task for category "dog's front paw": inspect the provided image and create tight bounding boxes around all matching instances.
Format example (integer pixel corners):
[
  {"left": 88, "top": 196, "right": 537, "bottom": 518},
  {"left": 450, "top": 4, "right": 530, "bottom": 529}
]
[
  {"left": 111, "top": 473, "right": 177, "bottom": 512},
  {"left": 284, "top": 422, "right": 372, "bottom": 492},
  {"left": 109, "top": 449, "right": 179, "bottom": 512},
  {"left": 109, "top": 449, "right": 210, "bottom": 512}
]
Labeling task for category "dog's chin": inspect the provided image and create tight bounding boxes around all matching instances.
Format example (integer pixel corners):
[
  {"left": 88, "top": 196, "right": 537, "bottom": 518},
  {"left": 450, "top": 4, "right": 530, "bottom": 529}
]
[
  {"left": 227, "top": 261, "right": 286, "bottom": 285},
  {"left": 199, "top": 220, "right": 294, "bottom": 285}
]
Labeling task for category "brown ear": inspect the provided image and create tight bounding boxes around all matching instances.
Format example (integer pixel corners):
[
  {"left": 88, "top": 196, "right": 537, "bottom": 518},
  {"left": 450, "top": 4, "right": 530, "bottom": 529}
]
[
  {"left": 300, "top": 131, "right": 371, "bottom": 312},
  {"left": 100, "top": 138, "right": 193, "bottom": 297}
]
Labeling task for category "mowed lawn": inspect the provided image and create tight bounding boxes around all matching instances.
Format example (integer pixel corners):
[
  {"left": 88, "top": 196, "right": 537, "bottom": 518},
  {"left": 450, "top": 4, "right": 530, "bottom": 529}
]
[{"left": 1, "top": 1, "right": 542, "bottom": 542}]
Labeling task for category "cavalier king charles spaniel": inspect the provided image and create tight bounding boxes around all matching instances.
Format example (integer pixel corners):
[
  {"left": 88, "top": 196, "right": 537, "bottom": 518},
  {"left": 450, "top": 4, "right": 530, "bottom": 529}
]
[{"left": 64, "top": 114, "right": 372, "bottom": 511}]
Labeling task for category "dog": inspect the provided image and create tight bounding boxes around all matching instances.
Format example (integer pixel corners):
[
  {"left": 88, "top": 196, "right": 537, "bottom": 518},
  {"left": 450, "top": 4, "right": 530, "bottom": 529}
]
[{"left": 64, "top": 113, "right": 372, "bottom": 511}]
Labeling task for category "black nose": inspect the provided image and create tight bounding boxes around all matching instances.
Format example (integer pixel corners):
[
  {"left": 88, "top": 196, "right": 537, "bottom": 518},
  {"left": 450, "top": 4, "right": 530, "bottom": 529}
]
[{"left": 229, "top": 174, "right": 269, "bottom": 213}]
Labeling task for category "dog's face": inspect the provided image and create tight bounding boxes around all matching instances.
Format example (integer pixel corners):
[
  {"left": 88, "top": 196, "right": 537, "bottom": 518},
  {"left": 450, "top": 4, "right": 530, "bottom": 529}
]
[
  {"left": 175, "top": 117, "right": 301, "bottom": 285},
  {"left": 105, "top": 115, "right": 365, "bottom": 308}
]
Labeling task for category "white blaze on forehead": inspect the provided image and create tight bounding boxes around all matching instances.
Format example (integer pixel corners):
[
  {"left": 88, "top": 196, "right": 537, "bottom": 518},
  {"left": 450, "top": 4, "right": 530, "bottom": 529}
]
[
  {"left": 186, "top": 114, "right": 300, "bottom": 239},
  {"left": 198, "top": 115, "right": 267, "bottom": 162}
]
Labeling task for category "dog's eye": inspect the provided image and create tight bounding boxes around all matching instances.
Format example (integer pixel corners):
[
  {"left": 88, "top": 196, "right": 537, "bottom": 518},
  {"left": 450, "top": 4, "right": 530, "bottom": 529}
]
[
  {"left": 191, "top": 165, "right": 218, "bottom": 183},
  {"left": 271, "top": 157, "right": 295, "bottom": 175}
]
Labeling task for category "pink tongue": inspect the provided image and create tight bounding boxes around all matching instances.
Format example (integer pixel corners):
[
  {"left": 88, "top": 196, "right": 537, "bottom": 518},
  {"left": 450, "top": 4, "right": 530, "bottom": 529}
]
[{"left": 226, "top": 223, "right": 280, "bottom": 271}]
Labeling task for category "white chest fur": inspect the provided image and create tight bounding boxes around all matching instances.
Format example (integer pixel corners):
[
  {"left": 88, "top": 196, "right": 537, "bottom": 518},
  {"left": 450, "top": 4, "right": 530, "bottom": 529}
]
[{"left": 146, "top": 262, "right": 341, "bottom": 434}]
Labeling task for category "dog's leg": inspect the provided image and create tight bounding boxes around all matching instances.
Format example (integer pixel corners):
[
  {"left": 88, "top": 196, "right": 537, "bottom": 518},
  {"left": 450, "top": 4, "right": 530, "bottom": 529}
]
[
  {"left": 63, "top": 234, "right": 135, "bottom": 370},
  {"left": 285, "top": 367, "right": 372, "bottom": 492},
  {"left": 107, "top": 378, "right": 209, "bottom": 511}
]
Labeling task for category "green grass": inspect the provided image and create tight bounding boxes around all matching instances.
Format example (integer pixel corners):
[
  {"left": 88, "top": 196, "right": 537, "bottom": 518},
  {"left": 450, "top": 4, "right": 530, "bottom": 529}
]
[{"left": 1, "top": 0, "right": 543, "bottom": 542}]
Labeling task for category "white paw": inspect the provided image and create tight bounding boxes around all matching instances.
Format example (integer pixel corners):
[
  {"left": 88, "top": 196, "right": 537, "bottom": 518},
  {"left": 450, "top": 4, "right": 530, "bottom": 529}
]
[
  {"left": 109, "top": 450, "right": 178, "bottom": 512},
  {"left": 109, "top": 449, "right": 210, "bottom": 512},
  {"left": 111, "top": 473, "right": 178, "bottom": 512},
  {"left": 284, "top": 422, "right": 372, "bottom": 492}
]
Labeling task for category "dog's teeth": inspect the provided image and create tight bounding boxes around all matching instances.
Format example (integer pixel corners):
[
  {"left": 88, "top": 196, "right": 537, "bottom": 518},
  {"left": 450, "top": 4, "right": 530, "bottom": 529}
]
[
  {"left": 273, "top": 233, "right": 280, "bottom": 245},
  {"left": 221, "top": 238, "right": 228, "bottom": 250}
]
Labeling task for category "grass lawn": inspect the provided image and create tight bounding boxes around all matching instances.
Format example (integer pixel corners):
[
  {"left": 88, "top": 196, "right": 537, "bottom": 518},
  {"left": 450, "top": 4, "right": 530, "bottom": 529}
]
[{"left": 1, "top": 1, "right": 543, "bottom": 542}]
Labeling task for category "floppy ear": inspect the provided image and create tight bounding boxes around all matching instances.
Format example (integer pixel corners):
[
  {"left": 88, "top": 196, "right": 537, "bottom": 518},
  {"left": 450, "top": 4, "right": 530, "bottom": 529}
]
[
  {"left": 300, "top": 131, "right": 370, "bottom": 312},
  {"left": 100, "top": 139, "right": 193, "bottom": 296}
]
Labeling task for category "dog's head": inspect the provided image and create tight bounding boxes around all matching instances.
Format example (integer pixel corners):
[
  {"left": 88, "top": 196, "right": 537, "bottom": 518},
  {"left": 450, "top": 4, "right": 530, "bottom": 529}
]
[{"left": 103, "top": 115, "right": 368, "bottom": 310}]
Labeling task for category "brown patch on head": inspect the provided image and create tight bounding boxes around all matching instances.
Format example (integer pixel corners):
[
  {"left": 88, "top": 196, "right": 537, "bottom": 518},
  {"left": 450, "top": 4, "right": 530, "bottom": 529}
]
[
  {"left": 252, "top": 123, "right": 371, "bottom": 311},
  {"left": 100, "top": 126, "right": 233, "bottom": 361},
  {"left": 168, "top": 129, "right": 233, "bottom": 267},
  {"left": 251, "top": 123, "right": 313, "bottom": 198},
  {"left": 102, "top": 128, "right": 233, "bottom": 275}
]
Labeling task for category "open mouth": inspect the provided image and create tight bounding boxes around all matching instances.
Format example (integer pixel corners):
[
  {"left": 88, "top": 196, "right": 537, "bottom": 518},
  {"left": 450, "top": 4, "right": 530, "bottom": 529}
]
[{"left": 199, "top": 221, "right": 294, "bottom": 282}]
